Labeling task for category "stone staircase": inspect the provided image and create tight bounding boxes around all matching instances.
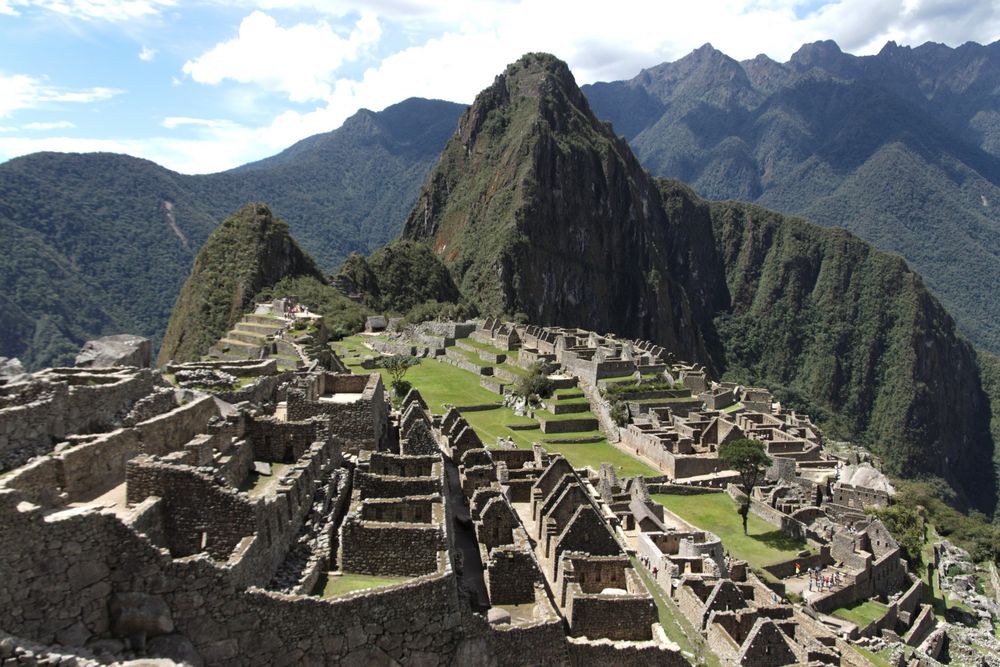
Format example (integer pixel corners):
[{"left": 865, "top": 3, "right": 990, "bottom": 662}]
[{"left": 207, "top": 315, "right": 305, "bottom": 369}]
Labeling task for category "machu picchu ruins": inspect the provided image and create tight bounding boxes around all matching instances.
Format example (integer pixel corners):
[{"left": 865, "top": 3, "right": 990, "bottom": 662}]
[{"left": 2, "top": 303, "right": 994, "bottom": 667}]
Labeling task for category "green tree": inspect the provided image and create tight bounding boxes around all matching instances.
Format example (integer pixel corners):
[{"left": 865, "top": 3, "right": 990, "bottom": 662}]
[
  {"left": 513, "top": 361, "right": 555, "bottom": 402},
  {"left": 379, "top": 354, "right": 420, "bottom": 398},
  {"left": 871, "top": 503, "right": 926, "bottom": 565},
  {"left": 720, "top": 438, "right": 772, "bottom": 535}
]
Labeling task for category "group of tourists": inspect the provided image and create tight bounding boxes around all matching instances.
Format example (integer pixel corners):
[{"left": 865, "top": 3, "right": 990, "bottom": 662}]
[{"left": 798, "top": 563, "right": 842, "bottom": 592}]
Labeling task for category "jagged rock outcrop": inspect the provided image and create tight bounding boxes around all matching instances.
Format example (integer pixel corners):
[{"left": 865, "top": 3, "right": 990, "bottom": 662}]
[
  {"left": 157, "top": 203, "right": 324, "bottom": 364},
  {"left": 76, "top": 334, "right": 152, "bottom": 368},
  {"left": 400, "top": 53, "right": 997, "bottom": 512}
]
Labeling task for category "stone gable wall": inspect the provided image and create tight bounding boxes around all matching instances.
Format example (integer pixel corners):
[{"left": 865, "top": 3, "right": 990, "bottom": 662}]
[{"left": 339, "top": 519, "right": 445, "bottom": 576}]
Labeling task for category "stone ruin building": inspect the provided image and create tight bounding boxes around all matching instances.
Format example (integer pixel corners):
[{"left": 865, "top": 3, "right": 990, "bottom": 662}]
[
  {"left": 0, "top": 311, "right": 963, "bottom": 666},
  {"left": 0, "top": 321, "right": 696, "bottom": 666}
]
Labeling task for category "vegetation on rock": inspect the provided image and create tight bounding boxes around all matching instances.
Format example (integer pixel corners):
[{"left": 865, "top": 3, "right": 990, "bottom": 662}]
[
  {"left": 393, "top": 52, "right": 1000, "bottom": 514},
  {"left": 157, "top": 203, "right": 324, "bottom": 364}
]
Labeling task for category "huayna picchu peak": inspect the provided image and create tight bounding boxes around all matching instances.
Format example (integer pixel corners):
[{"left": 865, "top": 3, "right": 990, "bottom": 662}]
[
  {"left": 400, "top": 52, "right": 996, "bottom": 514},
  {"left": 3, "top": 35, "right": 1000, "bottom": 667}
]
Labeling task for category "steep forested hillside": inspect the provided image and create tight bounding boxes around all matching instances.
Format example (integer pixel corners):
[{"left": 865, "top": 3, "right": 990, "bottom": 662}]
[
  {"left": 582, "top": 40, "right": 1000, "bottom": 354},
  {"left": 0, "top": 98, "right": 464, "bottom": 369}
]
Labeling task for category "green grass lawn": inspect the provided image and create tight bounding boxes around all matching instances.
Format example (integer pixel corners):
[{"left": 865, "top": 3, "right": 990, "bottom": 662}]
[
  {"left": 456, "top": 336, "right": 514, "bottom": 358},
  {"left": 317, "top": 572, "right": 410, "bottom": 597},
  {"left": 496, "top": 362, "right": 528, "bottom": 377},
  {"left": 536, "top": 408, "right": 599, "bottom": 422},
  {"left": 544, "top": 440, "right": 658, "bottom": 477},
  {"left": 652, "top": 493, "right": 808, "bottom": 568},
  {"left": 332, "top": 340, "right": 659, "bottom": 477},
  {"left": 448, "top": 346, "right": 493, "bottom": 368},
  {"left": 463, "top": 407, "right": 539, "bottom": 448},
  {"left": 831, "top": 600, "right": 889, "bottom": 628}
]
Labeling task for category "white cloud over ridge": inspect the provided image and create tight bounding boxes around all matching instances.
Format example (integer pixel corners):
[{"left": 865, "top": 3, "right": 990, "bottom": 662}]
[
  {"left": 176, "top": 0, "right": 1000, "bottom": 173},
  {"left": 3, "top": 0, "right": 1000, "bottom": 173},
  {"left": 182, "top": 10, "right": 382, "bottom": 103}
]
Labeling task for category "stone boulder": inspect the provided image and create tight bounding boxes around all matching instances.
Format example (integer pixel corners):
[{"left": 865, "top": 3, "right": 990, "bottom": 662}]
[
  {"left": 76, "top": 334, "right": 152, "bottom": 368},
  {"left": 110, "top": 593, "right": 175, "bottom": 646}
]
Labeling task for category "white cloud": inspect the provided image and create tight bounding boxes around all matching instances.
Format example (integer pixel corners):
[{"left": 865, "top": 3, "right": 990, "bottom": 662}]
[
  {"left": 182, "top": 11, "right": 382, "bottom": 102},
  {"left": 3, "top": 0, "right": 174, "bottom": 21},
  {"left": 22, "top": 120, "right": 76, "bottom": 130},
  {"left": 4, "top": 0, "right": 1000, "bottom": 174},
  {"left": 161, "top": 116, "right": 236, "bottom": 129},
  {"left": 138, "top": 45, "right": 157, "bottom": 61},
  {"left": 0, "top": 73, "right": 122, "bottom": 117}
]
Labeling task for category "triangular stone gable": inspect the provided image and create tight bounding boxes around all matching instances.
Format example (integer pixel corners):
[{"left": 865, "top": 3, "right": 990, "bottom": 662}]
[
  {"left": 737, "top": 618, "right": 796, "bottom": 666},
  {"left": 400, "top": 418, "right": 438, "bottom": 456}
]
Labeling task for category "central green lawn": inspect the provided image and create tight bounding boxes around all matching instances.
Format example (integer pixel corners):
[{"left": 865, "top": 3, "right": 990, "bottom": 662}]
[
  {"left": 652, "top": 492, "right": 808, "bottom": 568},
  {"left": 332, "top": 339, "right": 660, "bottom": 477},
  {"left": 832, "top": 600, "right": 889, "bottom": 628},
  {"left": 317, "top": 572, "right": 410, "bottom": 597}
]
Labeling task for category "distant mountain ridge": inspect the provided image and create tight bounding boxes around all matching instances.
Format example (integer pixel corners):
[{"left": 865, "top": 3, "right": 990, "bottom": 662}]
[
  {"left": 582, "top": 39, "right": 1000, "bottom": 353},
  {"left": 0, "top": 98, "right": 465, "bottom": 368}
]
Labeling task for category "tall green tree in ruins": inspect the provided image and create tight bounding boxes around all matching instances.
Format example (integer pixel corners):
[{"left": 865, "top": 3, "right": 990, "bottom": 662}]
[{"left": 720, "top": 438, "right": 771, "bottom": 535}]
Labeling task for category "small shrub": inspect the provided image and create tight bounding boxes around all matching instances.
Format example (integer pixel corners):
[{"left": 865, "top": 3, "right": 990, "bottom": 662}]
[
  {"left": 610, "top": 401, "right": 629, "bottom": 427},
  {"left": 391, "top": 379, "right": 412, "bottom": 398},
  {"left": 514, "top": 361, "right": 555, "bottom": 400}
]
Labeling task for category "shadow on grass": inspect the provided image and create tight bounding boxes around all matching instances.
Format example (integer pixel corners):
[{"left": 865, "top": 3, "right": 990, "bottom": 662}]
[{"left": 751, "top": 530, "right": 805, "bottom": 552}]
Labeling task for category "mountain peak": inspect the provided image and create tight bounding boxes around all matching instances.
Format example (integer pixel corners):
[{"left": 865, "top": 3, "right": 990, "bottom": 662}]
[
  {"left": 157, "top": 202, "right": 324, "bottom": 364},
  {"left": 402, "top": 53, "right": 723, "bottom": 362},
  {"left": 789, "top": 39, "right": 847, "bottom": 67}
]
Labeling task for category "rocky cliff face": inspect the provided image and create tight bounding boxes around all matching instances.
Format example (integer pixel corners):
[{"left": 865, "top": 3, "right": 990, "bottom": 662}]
[
  {"left": 157, "top": 203, "right": 324, "bottom": 364},
  {"left": 401, "top": 53, "right": 997, "bottom": 512},
  {"left": 402, "top": 53, "right": 726, "bottom": 366}
]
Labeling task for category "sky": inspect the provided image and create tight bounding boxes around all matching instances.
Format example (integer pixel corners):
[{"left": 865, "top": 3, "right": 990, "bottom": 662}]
[{"left": 0, "top": 0, "right": 997, "bottom": 174}]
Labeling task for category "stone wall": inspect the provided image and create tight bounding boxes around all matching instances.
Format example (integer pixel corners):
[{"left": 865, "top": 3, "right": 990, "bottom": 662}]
[
  {"left": 485, "top": 546, "right": 540, "bottom": 605},
  {"left": 354, "top": 471, "right": 440, "bottom": 498},
  {"left": 339, "top": 520, "right": 446, "bottom": 576},
  {"left": 0, "top": 370, "right": 157, "bottom": 472},
  {"left": 126, "top": 457, "right": 258, "bottom": 559},
  {"left": 0, "top": 395, "right": 219, "bottom": 507},
  {"left": 565, "top": 635, "right": 687, "bottom": 667},
  {"left": 565, "top": 589, "right": 656, "bottom": 641},
  {"left": 249, "top": 417, "right": 322, "bottom": 463},
  {"left": 539, "top": 417, "right": 599, "bottom": 434}
]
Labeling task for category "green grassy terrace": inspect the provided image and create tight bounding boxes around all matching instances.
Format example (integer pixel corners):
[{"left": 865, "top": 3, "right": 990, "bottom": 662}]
[
  {"left": 331, "top": 336, "right": 658, "bottom": 477},
  {"left": 831, "top": 600, "right": 889, "bottom": 628},
  {"left": 316, "top": 572, "right": 410, "bottom": 598},
  {"left": 652, "top": 492, "right": 808, "bottom": 568}
]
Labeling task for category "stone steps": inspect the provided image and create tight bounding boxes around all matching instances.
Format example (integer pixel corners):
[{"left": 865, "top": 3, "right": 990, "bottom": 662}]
[
  {"left": 236, "top": 321, "right": 285, "bottom": 336},
  {"left": 228, "top": 329, "right": 270, "bottom": 345}
]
